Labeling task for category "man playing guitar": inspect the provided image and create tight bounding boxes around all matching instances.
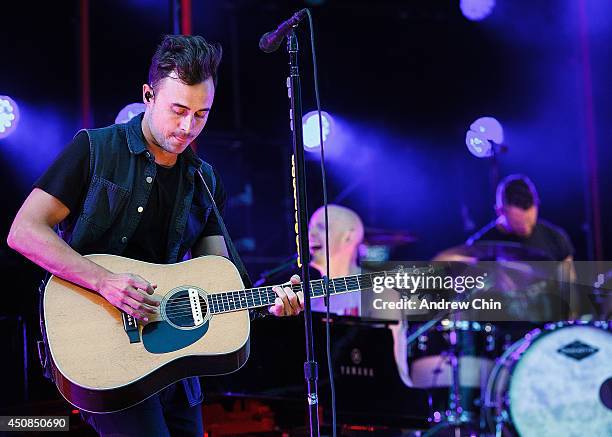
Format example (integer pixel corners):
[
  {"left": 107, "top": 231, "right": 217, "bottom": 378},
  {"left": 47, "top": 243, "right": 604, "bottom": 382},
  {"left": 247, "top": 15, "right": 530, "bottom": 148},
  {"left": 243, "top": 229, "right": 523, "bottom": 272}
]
[{"left": 7, "top": 34, "right": 303, "bottom": 436}]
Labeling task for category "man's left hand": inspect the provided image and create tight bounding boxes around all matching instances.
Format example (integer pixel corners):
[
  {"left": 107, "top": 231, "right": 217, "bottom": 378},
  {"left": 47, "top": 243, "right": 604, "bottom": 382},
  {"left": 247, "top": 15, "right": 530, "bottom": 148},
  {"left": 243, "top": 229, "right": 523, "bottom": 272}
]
[{"left": 270, "top": 274, "right": 304, "bottom": 317}]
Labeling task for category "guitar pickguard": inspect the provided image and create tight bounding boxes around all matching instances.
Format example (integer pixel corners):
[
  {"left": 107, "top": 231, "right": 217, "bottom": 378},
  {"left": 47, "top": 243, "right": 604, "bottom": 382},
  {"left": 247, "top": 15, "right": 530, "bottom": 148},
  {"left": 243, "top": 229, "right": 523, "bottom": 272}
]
[{"left": 142, "top": 320, "right": 209, "bottom": 354}]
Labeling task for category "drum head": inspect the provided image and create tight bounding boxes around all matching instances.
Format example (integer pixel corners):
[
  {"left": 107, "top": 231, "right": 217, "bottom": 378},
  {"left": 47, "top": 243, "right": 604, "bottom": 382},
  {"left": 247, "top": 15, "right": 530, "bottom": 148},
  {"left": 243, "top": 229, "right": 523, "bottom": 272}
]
[{"left": 508, "top": 324, "right": 612, "bottom": 437}]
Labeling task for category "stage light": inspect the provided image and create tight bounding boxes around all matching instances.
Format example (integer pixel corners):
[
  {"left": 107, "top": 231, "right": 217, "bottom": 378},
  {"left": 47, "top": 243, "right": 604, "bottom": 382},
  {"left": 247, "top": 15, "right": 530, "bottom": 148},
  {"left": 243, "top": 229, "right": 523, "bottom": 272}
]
[
  {"left": 115, "top": 103, "right": 146, "bottom": 124},
  {"left": 470, "top": 116, "right": 504, "bottom": 144},
  {"left": 302, "top": 110, "right": 333, "bottom": 151},
  {"left": 466, "top": 130, "right": 493, "bottom": 158},
  {"left": 465, "top": 116, "right": 503, "bottom": 158},
  {"left": 460, "top": 0, "right": 495, "bottom": 21},
  {"left": 0, "top": 95, "right": 20, "bottom": 139}
]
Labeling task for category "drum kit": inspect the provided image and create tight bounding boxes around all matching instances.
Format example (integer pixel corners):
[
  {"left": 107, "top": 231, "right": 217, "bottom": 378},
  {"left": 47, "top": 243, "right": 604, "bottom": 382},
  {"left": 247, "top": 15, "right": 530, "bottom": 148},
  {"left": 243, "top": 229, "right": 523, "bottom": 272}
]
[
  {"left": 255, "top": 231, "right": 611, "bottom": 435},
  {"left": 405, "top": 241, "right": 612, "bottom": 436}
]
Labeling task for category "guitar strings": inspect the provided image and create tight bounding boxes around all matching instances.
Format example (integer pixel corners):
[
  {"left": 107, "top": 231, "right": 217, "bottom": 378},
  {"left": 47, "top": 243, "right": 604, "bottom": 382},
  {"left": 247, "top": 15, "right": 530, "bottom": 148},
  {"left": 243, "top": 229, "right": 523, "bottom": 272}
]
[
  {"left": 160, "top": 283, "right": 375, "bottom": 318},
  {"left": 161, "top": 290, "right": 370, "bottom": 319},
  {"left": 163, "top": 278, "right": 370, "bottom": 304},
  {"left": 154, "top": 271, "right": 381, "bottom": 305},
  {"left": 156, "top": 284, "right": 377, "bottom": 320},
  {"left": 155, "top": 273, "right": 382, "bottom": 320},
  {"left": 163, "top": 286, "right": 355, "bottom": 313}
]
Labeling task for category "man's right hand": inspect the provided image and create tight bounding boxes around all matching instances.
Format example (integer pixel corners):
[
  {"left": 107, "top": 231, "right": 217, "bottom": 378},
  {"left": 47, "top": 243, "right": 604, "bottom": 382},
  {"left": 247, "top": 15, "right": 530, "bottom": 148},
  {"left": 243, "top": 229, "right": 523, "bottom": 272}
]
[
  {"left": 7, "top": 189, "right": 161, "bottom": 322},
  {"left": 97, "top": 273, "right": 160, "bottom": 321}
]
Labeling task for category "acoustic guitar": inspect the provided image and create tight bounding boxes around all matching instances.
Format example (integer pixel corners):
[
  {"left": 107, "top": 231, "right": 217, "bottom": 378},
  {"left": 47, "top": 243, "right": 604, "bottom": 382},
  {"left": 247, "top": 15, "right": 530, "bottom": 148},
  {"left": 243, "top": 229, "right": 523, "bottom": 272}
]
[{"left": 43, "top": 254, "right": 387, "bottom": 413}]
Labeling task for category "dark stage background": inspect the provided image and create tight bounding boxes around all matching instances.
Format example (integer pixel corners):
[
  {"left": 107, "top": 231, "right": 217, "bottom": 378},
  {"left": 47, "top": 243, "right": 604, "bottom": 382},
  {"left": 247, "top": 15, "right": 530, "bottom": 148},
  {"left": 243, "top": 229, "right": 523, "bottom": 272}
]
[{"left": 1, "top": 0, "right": 610, "bottom": 411}]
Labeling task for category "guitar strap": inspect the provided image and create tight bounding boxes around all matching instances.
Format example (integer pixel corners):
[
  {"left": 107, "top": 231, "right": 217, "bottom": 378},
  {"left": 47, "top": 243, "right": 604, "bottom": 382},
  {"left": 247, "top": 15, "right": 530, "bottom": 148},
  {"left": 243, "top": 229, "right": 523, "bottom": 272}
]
[
  {"left": 196, "top": 168, "right": 253, "bottom": 290},
  {"left": 196, "top": 169, "right": 270, "bottom": 319}
]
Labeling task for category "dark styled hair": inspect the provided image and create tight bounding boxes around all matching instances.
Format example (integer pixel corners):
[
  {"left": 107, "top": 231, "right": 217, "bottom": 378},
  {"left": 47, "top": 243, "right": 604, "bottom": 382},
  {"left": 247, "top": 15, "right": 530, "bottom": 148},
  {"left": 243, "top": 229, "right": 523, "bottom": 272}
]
[
  {"left": 496, "top": 174, "right": 540, "bottom": 210},
  {"left": 148, "top": 35, "right": 222, "bottom": 90}
]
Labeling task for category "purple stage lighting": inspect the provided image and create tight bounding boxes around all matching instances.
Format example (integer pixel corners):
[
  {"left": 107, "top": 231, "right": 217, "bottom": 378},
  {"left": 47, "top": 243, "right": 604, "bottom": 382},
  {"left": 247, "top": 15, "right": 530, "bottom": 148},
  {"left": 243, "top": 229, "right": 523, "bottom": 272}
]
[
  {"left": 465, "top": 116, "right": 503, "bottom": 158},
  {"left": 0, "top": 95, "right": 20, "bottom": 139},
  {"left": 302, "top": 110, "right": 333, "bottom": 151},
  {"left": 471, "top": 116, "right": 504, "bottom": 144},
  {"left": 460, "top": 0, "right": 495, "bottom": 21},
  {"left": 115, "top": 103, "right": 146, "bottom": 124}
]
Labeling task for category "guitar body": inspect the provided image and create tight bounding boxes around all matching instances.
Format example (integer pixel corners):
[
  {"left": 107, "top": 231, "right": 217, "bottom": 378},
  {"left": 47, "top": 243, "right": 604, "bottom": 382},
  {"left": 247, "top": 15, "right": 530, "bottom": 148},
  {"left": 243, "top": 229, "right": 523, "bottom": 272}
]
[{"left": 43, "top": 254, "right": 250, "bottom": 414}]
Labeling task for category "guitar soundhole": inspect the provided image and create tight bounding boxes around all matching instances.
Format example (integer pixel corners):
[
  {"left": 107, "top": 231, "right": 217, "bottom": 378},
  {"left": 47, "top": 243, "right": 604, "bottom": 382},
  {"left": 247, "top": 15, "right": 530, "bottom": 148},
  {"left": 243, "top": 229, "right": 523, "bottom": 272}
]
[{"left": 165, "top": 289, "right": 209, "bottom": 329}]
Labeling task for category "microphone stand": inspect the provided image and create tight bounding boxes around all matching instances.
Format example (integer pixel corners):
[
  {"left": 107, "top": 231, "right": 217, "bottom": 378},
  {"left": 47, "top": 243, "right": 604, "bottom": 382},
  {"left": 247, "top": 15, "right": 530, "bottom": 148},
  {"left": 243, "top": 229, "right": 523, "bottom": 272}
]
[{"left": 286, "top": 28, "right": 321, "bottom": 437}]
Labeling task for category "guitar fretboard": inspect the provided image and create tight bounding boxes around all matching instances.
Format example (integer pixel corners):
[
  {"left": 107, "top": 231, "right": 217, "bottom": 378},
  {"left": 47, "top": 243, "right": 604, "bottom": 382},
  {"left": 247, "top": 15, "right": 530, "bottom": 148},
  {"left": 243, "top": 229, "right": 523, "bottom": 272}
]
[{"left": 207, "top": 271, "right": 394, "bottom": 314}]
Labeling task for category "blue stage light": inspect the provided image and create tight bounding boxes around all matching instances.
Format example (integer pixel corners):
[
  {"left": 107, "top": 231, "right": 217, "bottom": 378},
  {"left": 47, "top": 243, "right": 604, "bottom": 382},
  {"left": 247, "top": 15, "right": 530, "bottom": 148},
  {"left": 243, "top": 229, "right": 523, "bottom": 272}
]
[
  {"left": 465, "top": 116, "right": 503, "bottom": 158},
  {"left": 0, "top": 95, "right": 20, "bottom": 139},
  {"left": 466, "top": 130, "right": 493, "bottom": 158},
  {"left": 471, "top": 116, "right": 504, "bottom": 144},
  {"left": 460, "top": 0, "right": 495, "bottom": 21},
  {"left": 302, "top": 110, "right": 333, "bottom": 151},
  {"left": 115, "top": 103, "right": 146, "bottom": 124}
]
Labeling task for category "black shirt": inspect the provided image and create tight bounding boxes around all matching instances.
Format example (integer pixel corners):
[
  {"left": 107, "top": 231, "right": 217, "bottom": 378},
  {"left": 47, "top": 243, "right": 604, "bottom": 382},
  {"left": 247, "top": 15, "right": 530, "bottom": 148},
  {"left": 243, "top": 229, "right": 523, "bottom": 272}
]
[
  {"left": 35, "top": 131, "right": 227, "bottom": 263},
  {"left": 467, "top": 219, "right": 574, "bottom": 261}
]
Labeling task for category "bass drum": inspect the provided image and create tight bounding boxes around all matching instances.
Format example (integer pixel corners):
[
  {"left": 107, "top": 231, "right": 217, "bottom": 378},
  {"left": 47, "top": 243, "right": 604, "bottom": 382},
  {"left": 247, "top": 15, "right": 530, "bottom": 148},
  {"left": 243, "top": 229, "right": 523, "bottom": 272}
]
[{"left": 485, "top": 322, "right": 612, "bottom": 437}]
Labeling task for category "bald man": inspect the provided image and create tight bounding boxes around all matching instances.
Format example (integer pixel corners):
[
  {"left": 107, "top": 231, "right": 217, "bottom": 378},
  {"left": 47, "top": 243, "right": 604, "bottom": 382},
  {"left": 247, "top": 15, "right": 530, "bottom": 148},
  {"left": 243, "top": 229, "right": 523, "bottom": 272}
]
[
  {"left": 307, "top": 204, "right": 413, "bottom": 386},
  {"left": 308, "top": 204, "right": 364, "bottom": 315}
]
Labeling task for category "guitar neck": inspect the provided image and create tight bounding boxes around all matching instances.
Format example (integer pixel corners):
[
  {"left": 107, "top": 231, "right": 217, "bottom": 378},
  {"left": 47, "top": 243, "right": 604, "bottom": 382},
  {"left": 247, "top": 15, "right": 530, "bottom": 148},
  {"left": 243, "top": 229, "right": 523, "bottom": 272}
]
[{"left": 207, "top": 271, "right": 393, "bottom": 315}]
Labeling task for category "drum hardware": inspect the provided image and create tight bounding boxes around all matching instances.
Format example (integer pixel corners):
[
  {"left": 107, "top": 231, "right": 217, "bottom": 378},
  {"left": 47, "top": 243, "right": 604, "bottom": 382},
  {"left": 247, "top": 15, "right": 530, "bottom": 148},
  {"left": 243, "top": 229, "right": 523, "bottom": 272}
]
[
  {"left": 405, "top": 288, "right": 487, "bottom": 435},
  {"left": 433, "top": 242, "right": 554, "bottom": 263},
  {"left": 413, "top": 242, "right": 611, "bottom": 435},
  {"left": 417, "top": 317, "right": 492, "bottom": 436},
  {"left": 363, "top": 227, "right": 418, "bottom": 247},
  {"left": 483, "top": 327, "right": 538, "bottom": 436},
  {"left": 592, "top": 269, "right": 612, "bottom": 319}
]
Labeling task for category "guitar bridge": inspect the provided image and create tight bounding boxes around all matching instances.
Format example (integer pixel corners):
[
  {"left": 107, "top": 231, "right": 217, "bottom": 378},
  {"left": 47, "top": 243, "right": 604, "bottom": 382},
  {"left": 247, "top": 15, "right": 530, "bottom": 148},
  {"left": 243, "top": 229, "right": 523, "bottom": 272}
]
[{"left": 122, "top": 312, "right": 141, "bottom": 343}]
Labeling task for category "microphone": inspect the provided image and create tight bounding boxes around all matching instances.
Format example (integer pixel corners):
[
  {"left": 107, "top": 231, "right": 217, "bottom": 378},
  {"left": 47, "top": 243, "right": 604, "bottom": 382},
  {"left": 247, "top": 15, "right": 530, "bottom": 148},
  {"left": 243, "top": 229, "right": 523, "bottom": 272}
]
[{"left": 259, "top": 9, "right": 308, "bottom": 53}]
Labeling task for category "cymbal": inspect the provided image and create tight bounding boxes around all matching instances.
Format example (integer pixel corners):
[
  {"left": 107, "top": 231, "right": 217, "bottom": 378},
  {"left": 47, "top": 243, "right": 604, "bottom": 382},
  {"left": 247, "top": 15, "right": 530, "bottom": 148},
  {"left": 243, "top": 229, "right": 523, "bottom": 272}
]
[
  {"left": 363, "top": 227, "right": 418, "bottom": 247},
  {"left": 429, "top": 243, "right": 572, "bottom": 321},
  {"left": 433, "top": 241, "right": 553, "bottom": 262}
]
